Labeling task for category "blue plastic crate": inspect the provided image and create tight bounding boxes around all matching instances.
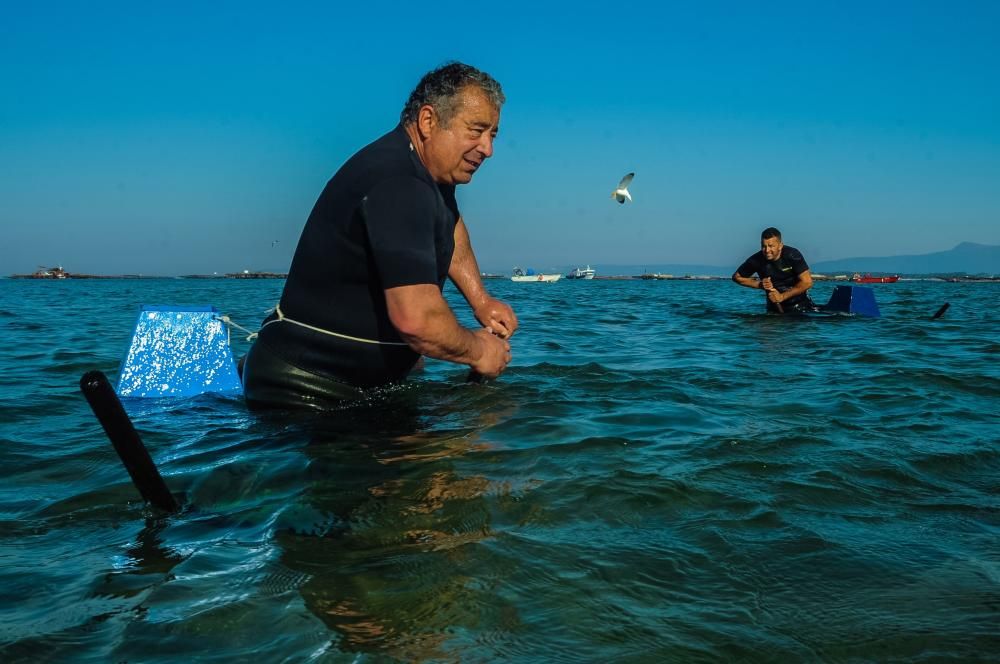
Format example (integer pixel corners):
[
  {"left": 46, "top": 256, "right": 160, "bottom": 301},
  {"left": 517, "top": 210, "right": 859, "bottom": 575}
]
[
  {"left": 116, "top": 305, "right": 243, "bottom": 397},
  {"left": 821, "top": 285, "right": 881, "bottom": 318}
]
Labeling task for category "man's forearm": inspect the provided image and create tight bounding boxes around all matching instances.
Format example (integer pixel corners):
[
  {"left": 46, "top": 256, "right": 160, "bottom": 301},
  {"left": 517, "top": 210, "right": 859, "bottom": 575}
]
[
  {"left": 449, "top": 218, "right": 489, "bottom": 310},
  {"left": 732, "top": 274, "right": 763, "bottom": 289},
  {"left": 779, "top": 281, "right": 811, "bottom": 300},
  {"left": 400, "top": 310, "right": 483, "bottom": 364},
  {"left": 386, "top": 285, "right": 483, "bottom": 365}
]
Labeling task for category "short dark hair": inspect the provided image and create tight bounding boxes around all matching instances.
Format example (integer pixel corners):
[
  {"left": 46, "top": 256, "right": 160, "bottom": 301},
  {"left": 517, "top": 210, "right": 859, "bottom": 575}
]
[
  {"left": 400, "top": 62, "right": 505, "bottom": 127},
  {"left": 761, "top": 227, "right": 782, "bottom": 241}
]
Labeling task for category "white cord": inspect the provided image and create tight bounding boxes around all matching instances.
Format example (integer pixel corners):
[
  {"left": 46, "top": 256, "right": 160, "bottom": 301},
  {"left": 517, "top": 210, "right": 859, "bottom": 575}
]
[
  {"left": 216, "top": 315, "right": 260, "bottom": 342},
  {"left": 216, "top": 305, "right": 409, "bottom": 346}
]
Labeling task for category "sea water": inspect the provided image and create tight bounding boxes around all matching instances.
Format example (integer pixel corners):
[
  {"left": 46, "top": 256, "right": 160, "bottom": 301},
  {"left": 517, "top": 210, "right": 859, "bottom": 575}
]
[{"left": 0, "top": 278, "right": 996, "bottom": 662}]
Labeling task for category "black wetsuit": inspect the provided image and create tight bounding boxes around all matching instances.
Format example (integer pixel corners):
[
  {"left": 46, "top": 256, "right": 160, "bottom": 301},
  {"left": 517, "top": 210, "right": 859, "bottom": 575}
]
[
  {"left": 242, "top": 125, "right": 459, "bottom": 409},
  {"left": 736, "top": 246, "right": 815, "bottom": 313}
]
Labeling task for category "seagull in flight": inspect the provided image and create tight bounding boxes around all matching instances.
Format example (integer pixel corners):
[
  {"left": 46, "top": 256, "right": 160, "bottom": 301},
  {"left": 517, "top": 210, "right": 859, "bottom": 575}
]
[{"left": 611, "top": 172, "right": 634, "bottom": 204}]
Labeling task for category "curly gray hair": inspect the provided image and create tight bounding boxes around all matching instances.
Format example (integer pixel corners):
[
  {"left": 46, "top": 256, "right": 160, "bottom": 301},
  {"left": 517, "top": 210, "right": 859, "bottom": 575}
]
[{"left": 400, "top": 62, "right": 505, "bottom": 127}]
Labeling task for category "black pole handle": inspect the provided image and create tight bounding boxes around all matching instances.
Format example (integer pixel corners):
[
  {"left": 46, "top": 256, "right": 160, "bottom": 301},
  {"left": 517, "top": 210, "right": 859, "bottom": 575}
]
[
  {"left": 931, "top": 303, "right": 950, "bottom": 320},
  {"left": 79, "top": 370, "right": 178, "bottom": 512}
]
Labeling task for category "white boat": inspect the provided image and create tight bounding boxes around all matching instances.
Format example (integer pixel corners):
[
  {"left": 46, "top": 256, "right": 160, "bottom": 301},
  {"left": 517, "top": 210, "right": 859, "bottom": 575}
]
[
  {"left": 511, "top": 267, "right": 561, "bottom": 282},
  {"left": 566, "top": 265, "right": 596, "bottom": 280}
]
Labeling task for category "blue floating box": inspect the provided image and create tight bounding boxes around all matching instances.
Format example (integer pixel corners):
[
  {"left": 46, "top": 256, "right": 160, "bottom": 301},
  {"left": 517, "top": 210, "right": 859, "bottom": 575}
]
[
  {"left": 116, "top": 305, "right": 243, "bottom": 397},
  {"left": 821, "top": 285, "right": 880, "bottom": 318}
]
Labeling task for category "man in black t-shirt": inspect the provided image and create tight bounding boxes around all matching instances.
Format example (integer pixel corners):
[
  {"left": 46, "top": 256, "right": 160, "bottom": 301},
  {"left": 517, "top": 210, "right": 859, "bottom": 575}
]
[
  {"left": 242, "top": 63, "right": 517, "bottom": 409},
  {"left": 732, "top": 227, "right": 816, "bottom": 313}
]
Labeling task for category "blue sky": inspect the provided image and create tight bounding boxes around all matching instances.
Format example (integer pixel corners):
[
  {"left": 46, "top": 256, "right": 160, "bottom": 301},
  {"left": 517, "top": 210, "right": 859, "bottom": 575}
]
[{"left": 2, "top": 1, "right": 998, "bottom": 275}]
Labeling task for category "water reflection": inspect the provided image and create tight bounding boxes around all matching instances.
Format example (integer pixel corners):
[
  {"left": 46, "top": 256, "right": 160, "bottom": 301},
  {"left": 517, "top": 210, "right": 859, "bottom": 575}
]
[
  {"left": 97, "top": 518, "right": 187, "bottom": 600},
  {"left": 274, "top": 390, "right": 517, "bottom": 660}
]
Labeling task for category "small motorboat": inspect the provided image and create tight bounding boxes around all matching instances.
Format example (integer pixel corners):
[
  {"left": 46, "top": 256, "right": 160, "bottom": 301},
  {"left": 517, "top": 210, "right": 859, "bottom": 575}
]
[
  {"left": 511, "top": 267, "right": 561, "bottom": 282},
  {"left": 566, "top": 265, "right": 596, "bottom": 280},
  {"left": 852, "top": 273, "right": 899, "bottom": 283}
]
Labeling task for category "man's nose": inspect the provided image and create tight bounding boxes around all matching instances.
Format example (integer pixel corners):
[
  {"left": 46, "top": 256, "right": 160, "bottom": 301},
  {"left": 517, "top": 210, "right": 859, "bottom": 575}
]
[{"left": 478, "top": 133, "right": 494, "bottom": 158}]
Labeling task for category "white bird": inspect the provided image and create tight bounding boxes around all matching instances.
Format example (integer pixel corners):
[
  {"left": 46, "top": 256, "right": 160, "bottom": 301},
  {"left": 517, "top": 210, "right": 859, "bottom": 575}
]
[
  {"left": 271, "top": 240, "right": 279, "bottom": 248},
  {"left": 611, "top": 172, "right": 634, "bottom": 204}
]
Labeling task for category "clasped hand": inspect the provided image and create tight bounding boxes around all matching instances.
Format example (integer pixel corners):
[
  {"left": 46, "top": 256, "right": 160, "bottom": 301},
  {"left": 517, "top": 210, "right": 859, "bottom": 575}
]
[
  {"left": 760, "top": 278, "right": 784, "bottom": 303},
  {"left": 474, "top": 298, "right": 519, "bottom": 339},
  {"left": 471, "top": 328, "right": 511, "bottom": 378}
]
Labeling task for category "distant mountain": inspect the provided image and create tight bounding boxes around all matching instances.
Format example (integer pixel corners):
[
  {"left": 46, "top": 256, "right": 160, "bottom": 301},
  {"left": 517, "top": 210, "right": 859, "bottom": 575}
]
[
  {"left": 812, "top": 242, "right": 1000, "bottom": 275},
  {"left": 483, "top": 243, "right": 1000, "bottom": 278}
]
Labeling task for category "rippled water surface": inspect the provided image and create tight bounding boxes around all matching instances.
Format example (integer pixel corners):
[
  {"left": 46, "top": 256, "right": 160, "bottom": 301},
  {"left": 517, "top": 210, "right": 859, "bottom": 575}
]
[{"left": 0, "top": 278, "right": 997, "bottom": 662}]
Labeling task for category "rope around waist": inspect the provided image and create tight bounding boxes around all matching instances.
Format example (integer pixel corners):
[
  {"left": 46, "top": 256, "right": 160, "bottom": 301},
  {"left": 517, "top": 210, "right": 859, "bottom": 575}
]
[{"left": 255, "top": 304, "right": 410, "bottom": 346}]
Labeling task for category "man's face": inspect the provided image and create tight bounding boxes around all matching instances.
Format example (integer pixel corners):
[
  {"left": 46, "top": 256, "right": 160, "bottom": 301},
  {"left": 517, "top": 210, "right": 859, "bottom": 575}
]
[
  {"left": 761, "top": 236, "right": 783, "bottom": 261},
  {"left": 423, "top": 86, "right": 499, "bottom": 185}
]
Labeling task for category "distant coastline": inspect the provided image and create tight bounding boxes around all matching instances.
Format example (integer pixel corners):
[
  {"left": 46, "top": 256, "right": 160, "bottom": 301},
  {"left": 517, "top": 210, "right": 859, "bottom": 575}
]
[
  {"left": 9, "top": 266, "right": 149, "bottom": 280},
  {"left": 8, "top": 269, "right": 998, "bottom": 282},
  {"left": 8, "top": 266, "right": 287, "bottom": 280},
  {"left": 9, "top": 242, "right": 999, "bottom": 281}
]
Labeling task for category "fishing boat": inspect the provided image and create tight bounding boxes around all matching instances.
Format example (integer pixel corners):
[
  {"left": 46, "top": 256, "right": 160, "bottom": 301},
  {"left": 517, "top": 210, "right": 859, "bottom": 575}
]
[
  {"left": 566, "top": 265, "right": 596, "bottom": 280},
  {"left": 10, "top": 265, "right": 70, "bottom": 279},
  {"left": 852, "top": 273, "right": 899, "bottom": 283},
  {"left": 511, "top": 267, "right": 561, "bottom": 282}
]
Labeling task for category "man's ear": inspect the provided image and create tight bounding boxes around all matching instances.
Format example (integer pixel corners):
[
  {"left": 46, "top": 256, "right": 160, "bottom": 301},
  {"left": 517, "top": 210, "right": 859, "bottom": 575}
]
[{"left": 415, "top": 105, "right": 437, "bottom": 140}]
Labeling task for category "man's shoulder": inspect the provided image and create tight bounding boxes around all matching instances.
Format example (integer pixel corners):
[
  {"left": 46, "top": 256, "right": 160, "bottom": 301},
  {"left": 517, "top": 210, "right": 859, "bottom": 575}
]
[
  {"left": 327, "top": 126, "right": 435, "bottom": 198},
  {"left": 782, "top": 246, "right": 806, "bottom": 261},
  {"left": 348, "top": 126, "right": 414, "bottom": 173}
]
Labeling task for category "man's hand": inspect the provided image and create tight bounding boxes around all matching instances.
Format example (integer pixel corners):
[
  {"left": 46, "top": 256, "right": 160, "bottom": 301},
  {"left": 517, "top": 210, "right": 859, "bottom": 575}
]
[
  {"left": 760, "top": 277, "right": 783, "bottom": 302},
  {"left": 474, "top": 298, "right": 519, "bottom": 339},
  {"left": 470, "top": 329, "right": 511, "bottom": 378}
]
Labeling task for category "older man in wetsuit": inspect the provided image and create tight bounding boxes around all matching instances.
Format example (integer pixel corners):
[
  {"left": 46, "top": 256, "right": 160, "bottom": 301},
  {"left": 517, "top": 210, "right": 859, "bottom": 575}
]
[
  {"left": 242, "top": 63, "right": 516, "bottom": 409},
  {"left": 732, "top": 227, "right": 816, "bottom": 313}
]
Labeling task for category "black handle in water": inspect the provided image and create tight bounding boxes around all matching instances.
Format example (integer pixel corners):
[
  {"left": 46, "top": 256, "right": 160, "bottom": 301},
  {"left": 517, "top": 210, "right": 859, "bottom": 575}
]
[
  {"left": 932, "top": 303, "right": 950, "bottom": 320},
  {"left": 79, "top": 370, "right": 178, "bottom": 512}
]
